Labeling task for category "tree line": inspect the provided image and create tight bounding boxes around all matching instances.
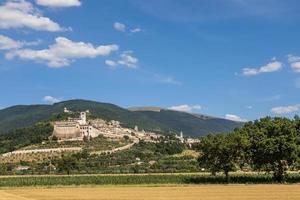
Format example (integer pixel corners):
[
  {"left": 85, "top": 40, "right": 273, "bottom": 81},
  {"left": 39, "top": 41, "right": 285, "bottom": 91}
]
[{"left": 196, "top": 116, "right": 300, "bottom": 183}]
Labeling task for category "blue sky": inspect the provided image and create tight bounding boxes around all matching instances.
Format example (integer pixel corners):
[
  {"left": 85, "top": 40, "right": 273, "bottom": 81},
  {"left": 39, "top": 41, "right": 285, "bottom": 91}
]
[{"left": 0, "top": 0, "right": 300, "bottom": 121}]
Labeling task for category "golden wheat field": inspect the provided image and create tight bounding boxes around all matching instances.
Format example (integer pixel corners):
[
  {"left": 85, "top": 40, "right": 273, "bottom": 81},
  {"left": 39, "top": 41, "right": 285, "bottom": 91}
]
[{"left": 0, "top": 185, "right": 300, "bottom": 200}]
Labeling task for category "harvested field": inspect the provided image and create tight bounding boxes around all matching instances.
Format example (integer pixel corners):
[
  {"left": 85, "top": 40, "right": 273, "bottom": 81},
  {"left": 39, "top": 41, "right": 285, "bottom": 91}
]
[{"left": 0, "top": 185, "right": 300, "bottom": 200}]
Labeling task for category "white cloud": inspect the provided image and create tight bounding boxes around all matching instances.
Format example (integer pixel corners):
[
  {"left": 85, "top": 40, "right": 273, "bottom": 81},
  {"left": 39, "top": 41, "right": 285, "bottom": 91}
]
[
  {"left": 287, "top": 54, "right": 300, "bottom": 73},
  {"left": 154, "top": 74, "right": 181, "bottom": 85},
  {"left": 242, "top": 68, "right": 259, "bottom": 76},
  {"left": 114, "top": 22, "right": 126, "bottom": 32},
  {"left": 104, "top": 52, "right": 138, "bottom": 69},
  {"left": 288, "top": 54, "right": 300, "bottom": 63},
  {"left": 288, "top": 55, "right": 300, "bottom": 73},
  {"left": 0, "top": 35, "right": 23, "bottom": 50},
  {"left": 113, "top": 22, "right": 142, "bottom": 34},
  {"left": 168, "top": 104, "right": 202, "bottom": 113},
  {"left": 271, "top": 104, "right": 300, "bottom": 114},
  {"left": 117, "top": 51, "right": 138, "bottom": 68},
  {"left": 6, "top": 37, "right": 118, "bottom": 67},
  {"left": 43, "top": 95, "right": 62, "bottom": 104},
  {"left": 291, "top": 62, "right": 300, "bottom": 73},
  {"left": 246, "top": 106, "right": 253, "bottom": 109},
  {"left": 192, "top": 105, "right": 202, "bottom": 110},
  {"left": 225, "top": 114, "right": 247, "bottom": 122},
  {"left": 0, "top": 0, "right": 65, "bottom": 32},
  {"left": 158, "top": 77, "right": 181, "bottom": 85},
  {"left": 263, "top": 94, "right": 281, "bottom": 102},
  {"left": 0, "top": 34, "right": 41, "bottom": 50},
  {"left": 105, "top": 59, "right": 117, "bottom": 68},
  {"left": 242, "top": 60, "right": 282, "bottom": 76},
  {"left": 259, "top": 61, "right": 282, "bottom": 73},
  {"left": 130, "top": 28, "right": 142, "bottom": 33},
  {"left": 36, "top": 0, "right": 81, "bottom": 7}
]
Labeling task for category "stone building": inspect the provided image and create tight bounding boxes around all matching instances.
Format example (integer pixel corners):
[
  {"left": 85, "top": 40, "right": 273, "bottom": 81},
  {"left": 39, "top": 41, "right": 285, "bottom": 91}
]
[
  {"left": 53, "top": 111, "right": 100, "bottom": 140},
  {"left": 53, "top": 121, "right": 81, "bottom": 139}
]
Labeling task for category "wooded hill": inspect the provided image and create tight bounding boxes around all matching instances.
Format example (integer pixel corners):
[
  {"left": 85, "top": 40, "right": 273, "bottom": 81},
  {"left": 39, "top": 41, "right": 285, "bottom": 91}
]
[{"left": 0, "top": 99, "right": 243, "bottom": 137}]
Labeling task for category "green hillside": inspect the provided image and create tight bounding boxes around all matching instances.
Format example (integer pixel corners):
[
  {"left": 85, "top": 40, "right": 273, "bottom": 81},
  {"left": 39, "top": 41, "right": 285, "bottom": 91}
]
[
  {"left": 0, "top": 100, "right": 170, "bottom": 134},
  {"left": 132, "top": 109, "right": 243, "bottom": 137},
  {"left": 0, "top": 100, "right": 242, "bottom": 137}
]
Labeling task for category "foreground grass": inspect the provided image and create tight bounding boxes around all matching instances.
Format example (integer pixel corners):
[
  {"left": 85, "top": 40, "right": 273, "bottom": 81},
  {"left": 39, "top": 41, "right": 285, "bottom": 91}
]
[
  {"left": 0, "top": 173, "right": 300, "bottom": 187},
  {"left": 1, "top": 185, "right": 300, "bottom": 200}
]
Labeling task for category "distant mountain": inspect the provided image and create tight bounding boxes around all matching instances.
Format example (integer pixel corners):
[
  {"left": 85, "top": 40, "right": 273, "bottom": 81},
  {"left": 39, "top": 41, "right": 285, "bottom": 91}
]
[
  {"left": 128, "top": 107, "right": 162, "bottom": 112},
  {"left": 0, "top": 100, "right": 243, "bottom": 137},
  {"left": 130, "top": 109, "right": 244, "bottom": 137}
]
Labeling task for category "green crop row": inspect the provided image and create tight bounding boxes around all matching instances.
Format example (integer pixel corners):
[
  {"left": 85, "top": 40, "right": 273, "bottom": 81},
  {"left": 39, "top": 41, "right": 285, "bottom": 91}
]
[{"left": 0, "top": 173, "right": 300, "bottom": 187}]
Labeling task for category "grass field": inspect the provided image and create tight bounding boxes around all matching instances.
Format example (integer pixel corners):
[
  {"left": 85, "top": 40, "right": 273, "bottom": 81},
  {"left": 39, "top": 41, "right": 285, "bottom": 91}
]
[
  {"left": 1, "top": 185, "right": 300, "bottom": 200},
  {"left": 1, "top": 173, "right": 300, "bottom": 187}
]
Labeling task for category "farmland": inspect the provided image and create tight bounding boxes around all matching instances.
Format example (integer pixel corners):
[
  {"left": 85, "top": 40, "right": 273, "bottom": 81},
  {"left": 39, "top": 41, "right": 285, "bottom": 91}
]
[
  {"left": 1, "top": 185, "right": 300, "bottom": 200},
  {"left": 0, "top": 173, "right": 300, "bottom": 187}
]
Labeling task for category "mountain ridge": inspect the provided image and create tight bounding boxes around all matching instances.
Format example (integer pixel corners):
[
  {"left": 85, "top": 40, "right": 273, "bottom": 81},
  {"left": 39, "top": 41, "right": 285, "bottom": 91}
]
[{"left": 0, "top": 99, "right": 243, "bottom": 137}]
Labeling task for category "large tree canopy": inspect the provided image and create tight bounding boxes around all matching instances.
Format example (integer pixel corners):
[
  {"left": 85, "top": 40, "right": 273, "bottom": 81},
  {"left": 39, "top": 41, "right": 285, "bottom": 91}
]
[
  {"left": 197, "top": 116, "right": 300, "bottom": 183},
  {"left": 245, "top": 117, "right": 300, "bottom": 182},
  {"left": 197, "top": 131, "right": 248, "bottom": 182}
]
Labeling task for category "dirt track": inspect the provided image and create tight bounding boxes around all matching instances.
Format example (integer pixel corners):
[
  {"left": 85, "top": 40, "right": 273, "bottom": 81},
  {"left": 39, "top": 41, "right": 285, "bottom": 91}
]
[{"left": 1, "top": 185, "right": 300, "bottom": 200}]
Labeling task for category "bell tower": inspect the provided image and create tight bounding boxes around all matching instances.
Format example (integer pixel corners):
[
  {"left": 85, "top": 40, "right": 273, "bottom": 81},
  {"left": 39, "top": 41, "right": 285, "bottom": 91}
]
[{"left": 80, "top": 112, "right": 86, "bottom": 124}]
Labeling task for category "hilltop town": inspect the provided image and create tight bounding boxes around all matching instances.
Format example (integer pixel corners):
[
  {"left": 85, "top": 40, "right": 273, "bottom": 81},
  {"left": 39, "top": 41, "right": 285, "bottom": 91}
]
[
  {"left": 53, "top": 107, "right": 199, "bottom": 144},
  {"left": 53, "top": 107, "right": 161, "bottom": 142},
  {"left": 1, "top": 107, "right": 199, "bottom": 164}
]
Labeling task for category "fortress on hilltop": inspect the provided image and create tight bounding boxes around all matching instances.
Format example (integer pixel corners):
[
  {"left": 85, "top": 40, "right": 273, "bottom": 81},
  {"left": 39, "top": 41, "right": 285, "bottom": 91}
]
[
  {"left": 52, "top": 107, "right": 161, "bottom": 142},
  {"left": 53, "top": 110, "right": 100, "bottom": 140}
]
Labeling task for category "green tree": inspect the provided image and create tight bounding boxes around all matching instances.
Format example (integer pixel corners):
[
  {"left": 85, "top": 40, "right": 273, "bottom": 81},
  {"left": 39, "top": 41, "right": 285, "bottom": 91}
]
[
  {"left": 197, "top": 132, "right": 248, "bottom": 182},
  {"left": 294, "top": 115, "right": 300, "bottom": 131},
  {"left": 0, "top": 164, "right": 8, "bottom": 175},
  {"left": 56, "top": 155, "right": 78, "bottom": 175},
  {"left": 245, "top": 117, "right": 300, "bottom": 182}
]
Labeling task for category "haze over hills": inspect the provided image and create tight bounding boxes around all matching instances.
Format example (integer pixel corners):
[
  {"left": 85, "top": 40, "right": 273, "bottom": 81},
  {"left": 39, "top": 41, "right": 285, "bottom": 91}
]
[{"left": 0, "top": 100, "right": 243, "bottom": 137}]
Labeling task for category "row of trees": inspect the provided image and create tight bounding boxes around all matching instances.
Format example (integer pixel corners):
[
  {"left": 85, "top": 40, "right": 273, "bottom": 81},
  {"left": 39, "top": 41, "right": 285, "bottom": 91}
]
[
  {"left": 197, "top": 116, "right": 300, "bottom": 182},
  {"left": 48, "top": 137, "right": 188, "bottom": 175}
]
